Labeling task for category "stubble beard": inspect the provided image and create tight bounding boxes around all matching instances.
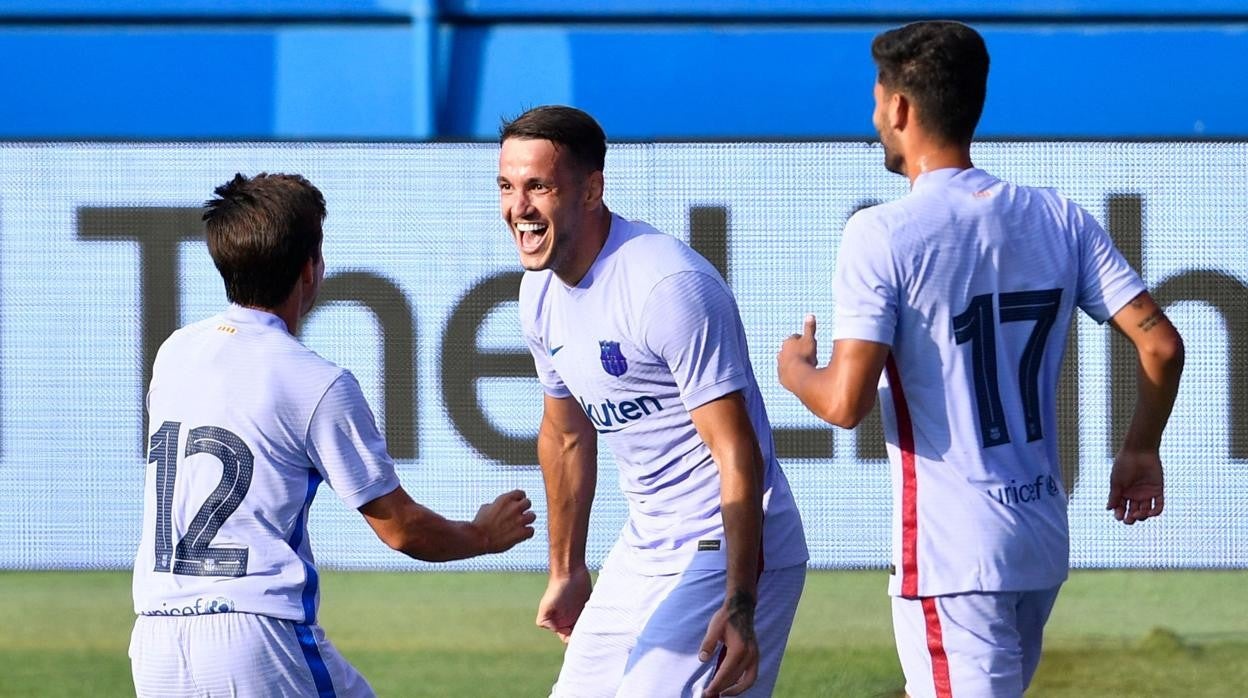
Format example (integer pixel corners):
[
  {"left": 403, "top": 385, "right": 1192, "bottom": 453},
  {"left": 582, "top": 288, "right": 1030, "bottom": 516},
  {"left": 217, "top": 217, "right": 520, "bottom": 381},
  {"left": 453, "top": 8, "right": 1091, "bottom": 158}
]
[
  {"left": 545, "top": 229, "right": 576, "bottom": 278},
  {"left": 882, "top": 142, "right": 905, "bottom": 176},
  {"left": 876, "top": 124, "right": 905, "bottom": 176}
]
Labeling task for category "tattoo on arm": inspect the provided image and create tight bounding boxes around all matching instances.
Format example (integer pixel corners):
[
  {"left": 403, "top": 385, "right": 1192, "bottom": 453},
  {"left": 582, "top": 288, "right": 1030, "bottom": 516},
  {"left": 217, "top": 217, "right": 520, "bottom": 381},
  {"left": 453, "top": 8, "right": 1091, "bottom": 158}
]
[
  {"left": 726, "top": 590, "right": 757, "bottom": 643},
  {"left": 1137, "top": 311, "right": 1162, "bottom": 332}
]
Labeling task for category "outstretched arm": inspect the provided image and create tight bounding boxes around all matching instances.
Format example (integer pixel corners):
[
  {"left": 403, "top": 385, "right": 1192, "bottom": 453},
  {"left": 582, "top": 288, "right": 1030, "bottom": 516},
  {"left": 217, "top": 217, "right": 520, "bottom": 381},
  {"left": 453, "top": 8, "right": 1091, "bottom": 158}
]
[
  {"left": 535, "top": 393, "right": 598, "bottom": 643},
  {"left": 777, "top": 314, "right": 890, "bottom": 428},
  {"left": 1105, "top": 291, "right": 1184, "bottom": 524},
  {"left": 690, "top": 391, "right": 763, "bottom": 698},
  {"left": 312, "top": 371, "right": 535, "bottom": 561},
  {"left": 360, "top": 486, "right": 535, "bottom": 561}
]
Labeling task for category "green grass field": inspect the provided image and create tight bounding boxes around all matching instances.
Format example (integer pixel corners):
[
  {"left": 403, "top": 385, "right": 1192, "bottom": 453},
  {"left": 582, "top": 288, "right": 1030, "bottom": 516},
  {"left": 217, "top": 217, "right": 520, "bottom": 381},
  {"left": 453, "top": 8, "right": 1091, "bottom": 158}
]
[{"left": 2, "top": 570, "right": 1245, "bottom": 697}]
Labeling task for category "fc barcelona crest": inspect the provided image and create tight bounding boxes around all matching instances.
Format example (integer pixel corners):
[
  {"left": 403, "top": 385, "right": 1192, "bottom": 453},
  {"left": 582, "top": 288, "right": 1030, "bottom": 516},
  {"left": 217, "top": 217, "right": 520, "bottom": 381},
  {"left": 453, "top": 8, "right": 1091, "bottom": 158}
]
[{"left": 599, "top": 340, "right": 628, "bottom": 377}]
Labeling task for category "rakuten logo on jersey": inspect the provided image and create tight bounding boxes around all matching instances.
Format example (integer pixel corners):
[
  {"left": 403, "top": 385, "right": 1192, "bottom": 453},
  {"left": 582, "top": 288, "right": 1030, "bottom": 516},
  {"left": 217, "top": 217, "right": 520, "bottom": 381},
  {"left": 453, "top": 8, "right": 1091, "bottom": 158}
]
[{"left": 578, "top": 395, "right": 665, "bottom": 433}]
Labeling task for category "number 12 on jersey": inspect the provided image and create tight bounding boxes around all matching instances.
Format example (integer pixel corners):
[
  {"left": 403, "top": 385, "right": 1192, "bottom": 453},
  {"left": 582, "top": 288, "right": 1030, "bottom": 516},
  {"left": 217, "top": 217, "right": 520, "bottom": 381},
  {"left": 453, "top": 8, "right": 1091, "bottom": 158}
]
[
  {"left": 149, "top": 420, "right": 255, "bottom": 577},
  {"left": 952, "top": 288, "right": 1063, "bottom": 448}
]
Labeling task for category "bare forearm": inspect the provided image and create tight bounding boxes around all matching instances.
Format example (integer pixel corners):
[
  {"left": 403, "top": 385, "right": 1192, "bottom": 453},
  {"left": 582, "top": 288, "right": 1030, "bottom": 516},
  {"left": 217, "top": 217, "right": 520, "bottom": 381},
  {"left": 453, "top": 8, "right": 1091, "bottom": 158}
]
[
  {"left": 539, "top": 423, "right": 596, "bottom": 577},
  {"left": 783, "top": 361, "right": 875, "bottom": 429},
  {"left": 384, "top": 501, "right": 486, "bottom": 562},
  {"left": 782, "top": 361, "right": 831, "bottom": 422},
  {"left": 689, "top": 394, "right": 766, "bottom": 600},
  {"left": 1108, "top": 293, "right": 1185, "bottom": 453},
  {"left": 1123, "top": 338, "right": 1185, "bottom": 451},
  {"left": 362, "top": 485, "right": 533, "bottom": 561},
  {"left": 718, "top": 443, "right": 763, "bottom": 600}
]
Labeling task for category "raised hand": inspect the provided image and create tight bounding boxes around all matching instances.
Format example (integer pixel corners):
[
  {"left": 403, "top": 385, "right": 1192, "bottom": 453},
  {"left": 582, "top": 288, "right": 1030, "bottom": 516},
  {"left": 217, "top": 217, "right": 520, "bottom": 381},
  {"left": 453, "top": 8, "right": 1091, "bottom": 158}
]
[
  {"left": 777, "top": 314, "right": 819, "bottom": 394},
  {"left": 473, "top": 489, "right": 537, "bottom": 553}
]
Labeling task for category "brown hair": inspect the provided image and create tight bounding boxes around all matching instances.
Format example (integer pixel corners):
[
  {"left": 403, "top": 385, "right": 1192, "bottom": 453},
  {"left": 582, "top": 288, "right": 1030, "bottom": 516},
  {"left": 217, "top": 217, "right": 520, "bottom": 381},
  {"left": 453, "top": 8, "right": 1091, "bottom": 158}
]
[
  {"left": 500, "top": 105, "right": 607, "bottom": 173},
  {"left": 872, "top": 21, "right": 990, "bottom": 146},
  {"left": 202, "top": 172, "right": 326, "bottom": 308}
]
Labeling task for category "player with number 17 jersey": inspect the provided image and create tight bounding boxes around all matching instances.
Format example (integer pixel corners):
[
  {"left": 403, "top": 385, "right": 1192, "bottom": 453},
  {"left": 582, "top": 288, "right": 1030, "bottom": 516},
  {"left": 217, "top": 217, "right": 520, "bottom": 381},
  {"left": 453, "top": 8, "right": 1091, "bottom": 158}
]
[
  {"left": 833, "top": 167, "right": 1147, "bottom": 597},
  {"left": 133, "top": 305, "right": 400, "bottom": 622}
]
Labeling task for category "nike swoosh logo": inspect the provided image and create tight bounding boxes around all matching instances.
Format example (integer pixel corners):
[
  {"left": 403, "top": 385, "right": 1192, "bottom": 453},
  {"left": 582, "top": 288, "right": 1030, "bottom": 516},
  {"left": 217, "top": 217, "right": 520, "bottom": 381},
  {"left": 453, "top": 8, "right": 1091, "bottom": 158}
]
[{"left": 550, "top": 345, "right": 564, "bottom": 356}]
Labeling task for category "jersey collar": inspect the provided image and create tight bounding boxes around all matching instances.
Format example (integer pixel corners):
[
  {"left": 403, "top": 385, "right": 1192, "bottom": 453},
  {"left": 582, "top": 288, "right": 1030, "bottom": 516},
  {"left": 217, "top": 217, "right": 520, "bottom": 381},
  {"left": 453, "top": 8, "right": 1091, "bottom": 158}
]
[
  {"left": 912, "top": 167, "right": 994, "bottom": 193},
  {"left": 224, "top": 304, "right": 290, "bottom": 333}
]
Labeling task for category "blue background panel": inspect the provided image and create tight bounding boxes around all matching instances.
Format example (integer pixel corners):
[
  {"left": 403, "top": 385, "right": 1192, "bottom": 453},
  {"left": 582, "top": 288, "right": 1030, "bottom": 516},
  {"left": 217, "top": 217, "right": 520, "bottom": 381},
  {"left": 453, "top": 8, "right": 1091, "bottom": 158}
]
[
  {"left": 984, "top": 27, "right": 1247, "bottom": 137},
  {"left": 0, "top": 1, "right": 418, "bottom": 19},
  {"left": 444, "top": 24, "right": 1248, "bottom": 139},
  {"left": 444, "top": 0, "right": 1248, "bottom": 18},
  {"left": 0, "top": 6, "right": 1244, "bottom": 145},
  {"left": 0, "top": 27, "right": 428, "bottom": 138},
  {"left": 4, "top": 0, "right": 1248, "bottom": 19},
  {"left": 0, "top": 31, "right": 275, "bottom": 138}
]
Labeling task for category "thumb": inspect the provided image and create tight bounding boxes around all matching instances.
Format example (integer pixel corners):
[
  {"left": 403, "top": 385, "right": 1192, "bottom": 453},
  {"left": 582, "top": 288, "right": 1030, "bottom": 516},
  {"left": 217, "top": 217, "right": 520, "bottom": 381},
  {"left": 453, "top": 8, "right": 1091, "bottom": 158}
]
[
  {"left": 698, "top": 613, "right": 724, "bottom": 662},
  {"left": 536, "top": 610, "right": 557, "bottom": 631},
  {"left": 803, "top": 314, "right": 817, "bottom": 339}
]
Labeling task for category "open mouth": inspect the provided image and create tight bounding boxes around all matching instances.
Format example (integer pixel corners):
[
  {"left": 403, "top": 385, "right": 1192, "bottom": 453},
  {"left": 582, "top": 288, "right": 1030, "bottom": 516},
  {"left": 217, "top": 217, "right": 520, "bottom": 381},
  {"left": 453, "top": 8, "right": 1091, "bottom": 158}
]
[{"left": 515, "top": 221, "right": 549, "bottom": 254}]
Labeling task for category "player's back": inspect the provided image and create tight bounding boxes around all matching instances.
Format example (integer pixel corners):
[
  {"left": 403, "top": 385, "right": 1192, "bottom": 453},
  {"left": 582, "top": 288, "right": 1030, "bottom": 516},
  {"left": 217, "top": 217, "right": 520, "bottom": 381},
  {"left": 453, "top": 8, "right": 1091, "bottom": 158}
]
[
  {"left": 133, "top": 305, "right": 349, "bottom": 623},
  {"left": 873, "top": 168, "right": 1086, "bottom": 482},
  {"left": 842, "top": 167, "right": 1142, "bottom": 594}
]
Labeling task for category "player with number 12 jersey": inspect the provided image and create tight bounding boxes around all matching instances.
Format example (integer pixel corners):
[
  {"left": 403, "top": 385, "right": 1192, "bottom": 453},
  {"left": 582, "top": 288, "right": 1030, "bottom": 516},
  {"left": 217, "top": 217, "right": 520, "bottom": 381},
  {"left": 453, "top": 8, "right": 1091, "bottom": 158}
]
[
  {"left": 129, "top": 173, "right": 534, "bottom": 698},
  {"left": 132, "top": 305, "right": 396, "bottom": 622}
]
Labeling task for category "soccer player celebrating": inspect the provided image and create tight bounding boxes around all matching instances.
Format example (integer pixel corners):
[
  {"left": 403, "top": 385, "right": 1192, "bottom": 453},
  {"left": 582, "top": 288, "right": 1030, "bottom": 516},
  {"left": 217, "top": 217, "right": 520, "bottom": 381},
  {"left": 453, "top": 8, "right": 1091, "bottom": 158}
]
[
  {"left": 500, "top": 106, "right": 808, "bottom": 697},
  {"left": 776, "top": 21, "right": 1184, "bottom": 698},
  {"left": 130, "top": 173, "right": 536, "bottom": 697}
]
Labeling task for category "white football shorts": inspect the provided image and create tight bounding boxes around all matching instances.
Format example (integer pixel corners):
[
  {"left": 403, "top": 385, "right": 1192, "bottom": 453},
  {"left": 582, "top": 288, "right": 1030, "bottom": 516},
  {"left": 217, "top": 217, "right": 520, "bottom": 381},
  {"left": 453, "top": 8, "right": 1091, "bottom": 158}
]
[
  {"left": 891, "top": 586, "right": 1061, "bottom": 698},
  {"left": 551, "top": 548, "right": 807, "bottom": 698},
  {"left": 130, "top": 612, "right": 374, "bottom": 697}
]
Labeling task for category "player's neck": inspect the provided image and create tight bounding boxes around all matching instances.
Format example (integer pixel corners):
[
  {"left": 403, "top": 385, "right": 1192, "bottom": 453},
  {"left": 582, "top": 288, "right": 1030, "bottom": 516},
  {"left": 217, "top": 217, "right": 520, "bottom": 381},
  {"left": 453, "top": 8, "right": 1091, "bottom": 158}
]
[
  {"left": 903, "top": 143, "right": 973, "bottom": 186},
  {"left": 555, "top": 205, "right": 612, "bottom": 287},
  {"left": 275, "top": 307, "right": 299, "bottom": 335}
]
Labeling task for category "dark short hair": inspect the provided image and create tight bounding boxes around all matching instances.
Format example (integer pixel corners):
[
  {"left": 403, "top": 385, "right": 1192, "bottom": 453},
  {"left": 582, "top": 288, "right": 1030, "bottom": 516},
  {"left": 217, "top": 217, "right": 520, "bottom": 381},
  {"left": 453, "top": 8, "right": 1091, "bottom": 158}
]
[
  {"left": 202, "top": 172, "right": 326, "bottom": 309},
  {"left": 500, "top": 105, "right": 607, "bottom": 173},
  {"left": 871, "top": 21, "right": 989, "bottom": 146}
]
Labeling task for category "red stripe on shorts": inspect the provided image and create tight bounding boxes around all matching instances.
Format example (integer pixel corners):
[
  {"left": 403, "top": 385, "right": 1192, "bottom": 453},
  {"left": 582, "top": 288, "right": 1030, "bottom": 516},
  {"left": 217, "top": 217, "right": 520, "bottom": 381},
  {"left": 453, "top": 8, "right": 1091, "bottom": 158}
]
[
  {"left": 885, "top": 355, "right": 919, "bottom": 597},
  {"left": 921, "top": 597, "right": 953, "bottom": 698}
]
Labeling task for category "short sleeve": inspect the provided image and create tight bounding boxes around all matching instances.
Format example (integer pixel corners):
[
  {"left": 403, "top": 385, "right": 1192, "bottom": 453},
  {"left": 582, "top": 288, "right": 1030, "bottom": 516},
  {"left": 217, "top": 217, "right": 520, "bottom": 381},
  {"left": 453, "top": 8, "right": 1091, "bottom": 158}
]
[
  {"left": 306, "top": 371, "right": 402, "bottom": 509},
  {"left": 831, "top": 211, "right": 899, "bottom": 345},
  {"left": 518, "top": 273, "right": 571, "bottom": 398},
  {"left": 522, "top": 320, "right": 571, "bottom": 398},
  {"left": 641, "top": 271, "right": 750, "bottom": 411},
  {"left": 1074, "top": 206, "right": 1147, "bottom": 323}
]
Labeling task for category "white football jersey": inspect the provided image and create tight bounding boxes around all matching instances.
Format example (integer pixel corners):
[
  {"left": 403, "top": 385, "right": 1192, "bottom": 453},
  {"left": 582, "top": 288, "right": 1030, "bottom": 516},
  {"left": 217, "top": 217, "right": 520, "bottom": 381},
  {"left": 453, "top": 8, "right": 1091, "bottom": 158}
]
[
  {"left": 833, "top": 168, "right": 1146, "bottom": 597},
  {"left": 133, "top": 305, "right": 400, "bottom": 622},
  {"left": 520, "top": 214, "right": 808, "bottom": 576}
]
